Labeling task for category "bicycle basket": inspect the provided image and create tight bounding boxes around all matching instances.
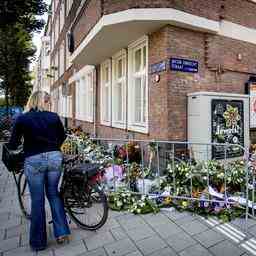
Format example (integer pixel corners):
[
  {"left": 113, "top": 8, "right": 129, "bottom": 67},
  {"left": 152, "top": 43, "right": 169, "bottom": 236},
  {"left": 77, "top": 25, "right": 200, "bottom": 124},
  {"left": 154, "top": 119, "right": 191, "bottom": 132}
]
[{"left": 2, "top": 143, "right": 24, "bottom": 173}]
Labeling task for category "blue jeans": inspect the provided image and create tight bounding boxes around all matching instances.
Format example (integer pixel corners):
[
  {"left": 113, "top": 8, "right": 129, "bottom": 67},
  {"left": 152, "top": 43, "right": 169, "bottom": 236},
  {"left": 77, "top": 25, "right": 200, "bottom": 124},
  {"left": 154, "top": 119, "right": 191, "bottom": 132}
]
[{"left": 24, "top": 151, "right": 70, "bottom": 250}]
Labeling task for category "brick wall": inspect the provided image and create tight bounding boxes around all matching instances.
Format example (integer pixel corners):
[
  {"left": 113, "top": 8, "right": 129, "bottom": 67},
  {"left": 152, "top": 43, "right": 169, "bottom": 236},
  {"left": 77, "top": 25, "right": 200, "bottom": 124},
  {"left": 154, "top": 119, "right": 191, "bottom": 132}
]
[
  {"left": 165, "top": 25, "right": 249, "bottom": 141},
  {"left": 72, "top": 0, "right": 102, "bottom": 50},
  {"left": 223, "top": 0, "right": 256, "bottom": 29},
  {"left": 102, "top": 0, "right": 221, "bottom": 21}
]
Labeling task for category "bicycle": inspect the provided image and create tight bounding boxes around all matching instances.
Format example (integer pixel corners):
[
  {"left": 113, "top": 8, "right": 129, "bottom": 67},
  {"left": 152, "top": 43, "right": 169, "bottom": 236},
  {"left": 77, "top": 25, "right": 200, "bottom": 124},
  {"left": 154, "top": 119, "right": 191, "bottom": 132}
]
[{"left": 16, "top": 154, "right": 108, "bottom": 230}]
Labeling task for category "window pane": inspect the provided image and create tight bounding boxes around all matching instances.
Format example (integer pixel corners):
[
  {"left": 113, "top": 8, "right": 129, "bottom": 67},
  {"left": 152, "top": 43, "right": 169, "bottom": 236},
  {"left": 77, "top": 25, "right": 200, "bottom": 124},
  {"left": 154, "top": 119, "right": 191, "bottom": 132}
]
[
  {"left": 143, "top": 46, "right": 146, "bottom": 69},
  {"left": 117, "top": 59, "right": 122, "bottom": 78},
  {"left": 116, "top": 82, "right": 123, "bottom": 121},
  {"left": 135, "top": 49, "right": 141, "bottom": 72},
  {"left": 134, "top": 77, "right": 142, "bottom": 123},
  {"left": 105, "top": 66, "right": 109, "bottom": 83},
  {"left": 104, "top": 86, "right": 109, "bottom": 121},
  {"left": 142, "top": 77, "right": 147, "bottom": 123}
]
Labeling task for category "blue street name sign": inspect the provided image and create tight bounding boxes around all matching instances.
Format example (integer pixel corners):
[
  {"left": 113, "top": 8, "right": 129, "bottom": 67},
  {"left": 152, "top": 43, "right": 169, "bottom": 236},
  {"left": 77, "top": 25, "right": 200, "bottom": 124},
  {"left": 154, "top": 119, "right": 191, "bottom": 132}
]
[
  {"left": 150, "top": 60, "right": 166, "bottom": 74},
  {"left": 170, "top": 58, "right": 198, "bottom": 73}
]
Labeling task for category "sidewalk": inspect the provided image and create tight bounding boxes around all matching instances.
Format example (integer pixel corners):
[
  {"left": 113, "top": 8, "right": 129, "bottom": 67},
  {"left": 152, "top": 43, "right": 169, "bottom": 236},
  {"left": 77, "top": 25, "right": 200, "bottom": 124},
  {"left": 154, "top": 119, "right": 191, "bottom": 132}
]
[{"left": 0, "top": 160, "right": 256, "bottom": 256}]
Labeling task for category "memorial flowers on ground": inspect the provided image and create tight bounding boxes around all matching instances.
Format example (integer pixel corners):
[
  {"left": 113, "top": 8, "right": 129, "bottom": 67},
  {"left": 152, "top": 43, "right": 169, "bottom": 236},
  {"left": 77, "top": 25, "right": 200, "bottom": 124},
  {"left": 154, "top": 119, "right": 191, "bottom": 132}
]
[{"left": 61, "top": 130, "right": 253, "bottom": 221}]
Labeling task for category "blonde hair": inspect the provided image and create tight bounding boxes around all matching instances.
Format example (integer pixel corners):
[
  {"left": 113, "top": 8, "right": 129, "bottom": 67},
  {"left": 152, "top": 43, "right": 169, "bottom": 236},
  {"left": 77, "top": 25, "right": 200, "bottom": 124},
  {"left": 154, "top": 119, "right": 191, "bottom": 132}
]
[{"left": 26, "top": 91, "right": 51, "bottom": 112}]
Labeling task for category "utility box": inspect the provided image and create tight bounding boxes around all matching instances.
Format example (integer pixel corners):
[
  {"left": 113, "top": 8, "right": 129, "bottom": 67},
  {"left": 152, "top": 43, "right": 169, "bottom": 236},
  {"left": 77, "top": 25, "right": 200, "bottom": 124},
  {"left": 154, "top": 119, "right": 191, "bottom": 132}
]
[{"left": 187, "top": 92, "right": 249, "bottom": 161}]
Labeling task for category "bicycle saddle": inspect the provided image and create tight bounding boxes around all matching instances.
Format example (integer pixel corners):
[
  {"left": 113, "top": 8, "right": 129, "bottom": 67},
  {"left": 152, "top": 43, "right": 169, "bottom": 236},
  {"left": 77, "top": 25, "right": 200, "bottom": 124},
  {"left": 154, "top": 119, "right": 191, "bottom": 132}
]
[{"left": 71, "top": 163, "right": 101, "bottom": 178}]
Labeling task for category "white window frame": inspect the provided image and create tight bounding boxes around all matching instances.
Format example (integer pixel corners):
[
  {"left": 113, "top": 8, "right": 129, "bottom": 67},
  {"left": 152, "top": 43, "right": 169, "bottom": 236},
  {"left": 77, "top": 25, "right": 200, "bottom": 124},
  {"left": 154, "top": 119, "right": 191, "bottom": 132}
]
[
  {"left": 128, "top": 36, "right": 149, "bottom": 133},
  {"left": 67, "top": 0, "right": 73, "bottom": 15},
  {"left": 59, "top": 41, "right": 65, "bottom": 76},
  {"left": 59, "top": 0, "right": 65, "bottom": 33},
  {"left": 75, "top": 66, "right": 94, "bottom": 122},
  {"left": 66, "top": 32, "right": 72, "bottom": 70},
  {"left": 100, "top": 59, "right": 112, "bottom": 126},
  {"left": 111, "top": 50, "right": 126, "bottom": 129}
]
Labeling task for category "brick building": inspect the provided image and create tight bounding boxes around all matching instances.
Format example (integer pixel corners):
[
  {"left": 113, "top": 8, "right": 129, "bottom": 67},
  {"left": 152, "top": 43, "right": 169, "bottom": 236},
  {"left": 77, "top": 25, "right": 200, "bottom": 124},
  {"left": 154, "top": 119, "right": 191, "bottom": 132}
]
[{"left": 45, "top": 0, "right": 256, "bottom": 143}]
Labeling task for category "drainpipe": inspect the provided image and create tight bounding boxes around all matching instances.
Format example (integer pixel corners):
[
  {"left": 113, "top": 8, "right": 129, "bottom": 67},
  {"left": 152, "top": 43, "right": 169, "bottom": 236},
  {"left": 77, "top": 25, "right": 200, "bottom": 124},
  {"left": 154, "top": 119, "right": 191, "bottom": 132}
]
[
  {"left": 125, "top": 48, "right": 129, "bottom": 138},
  {"left": 93, "top": 67, "right": 97, "bottom": 138}
]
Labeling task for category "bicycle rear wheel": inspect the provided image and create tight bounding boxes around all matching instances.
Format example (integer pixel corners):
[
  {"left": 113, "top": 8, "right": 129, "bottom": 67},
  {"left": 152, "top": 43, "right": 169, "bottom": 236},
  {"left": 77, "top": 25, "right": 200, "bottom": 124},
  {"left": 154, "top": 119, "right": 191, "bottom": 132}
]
[
  {"left": 18, "top": 170, "right": 31, "bottom": 219},
  {"left": 65, "top": 183, "right": 108, "bottom": 230}
]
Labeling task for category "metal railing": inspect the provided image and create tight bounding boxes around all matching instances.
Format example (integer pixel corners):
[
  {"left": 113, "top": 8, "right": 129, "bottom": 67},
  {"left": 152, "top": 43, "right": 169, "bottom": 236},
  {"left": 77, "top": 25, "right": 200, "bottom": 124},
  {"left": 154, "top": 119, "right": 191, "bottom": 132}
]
[{"left": 63, "top": 134, "right": 255, "bottom": 234}]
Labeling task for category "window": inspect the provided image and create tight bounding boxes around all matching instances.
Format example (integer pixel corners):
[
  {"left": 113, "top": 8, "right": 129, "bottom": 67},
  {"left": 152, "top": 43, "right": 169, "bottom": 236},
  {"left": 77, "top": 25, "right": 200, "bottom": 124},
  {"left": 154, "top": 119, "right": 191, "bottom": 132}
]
[
  {"left": 54, "top": 51, "right": 59, "bottom": 82},
  {"left": 54, "top": 15, "right": 59, "bottom": 44},
  {"left": 58, "top": 86, "right": 62, "bottom": 115},
  {"left": 59, "top": 41, "right": 65, "bottom": 76},
  {"left": 76, "top": 68, "right": 94, "bottom": 122},
  {"left": 101, "top": 60, "right": 111, "bottom": 125},
  {"left": 67, "top": 0, "right": 73, "bottom": 15},
  {"left": 112, "top": 50, "right": 126, "bottom": 128},
  {"left": 66, "top": 33, "right": 72, "bottom": 70},
  {"left": 60, "top": 83, "right": 72, "bottom": 118},
  {"left": 128, "top": 36, "right": 148, "bottom": 133},
  {"left": 59, "top": 0, "right": 65, "bottom": 32},
  {"left": 51, "top": 88, "right": 59, "bottom": 113}
]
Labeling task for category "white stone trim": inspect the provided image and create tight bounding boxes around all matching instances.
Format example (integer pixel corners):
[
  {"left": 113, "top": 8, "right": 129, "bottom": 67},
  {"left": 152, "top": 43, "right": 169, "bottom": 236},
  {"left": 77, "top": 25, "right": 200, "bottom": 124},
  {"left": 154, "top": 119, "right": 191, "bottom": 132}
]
[
  {"left": 70, "top": 8, "right": 219, "bottom": 63},
  {"left": 219, "top": 20, "right": 256, "bottom": 45},
  {"left": 69, "top": 65, "right": 95, "bottom": 84}
]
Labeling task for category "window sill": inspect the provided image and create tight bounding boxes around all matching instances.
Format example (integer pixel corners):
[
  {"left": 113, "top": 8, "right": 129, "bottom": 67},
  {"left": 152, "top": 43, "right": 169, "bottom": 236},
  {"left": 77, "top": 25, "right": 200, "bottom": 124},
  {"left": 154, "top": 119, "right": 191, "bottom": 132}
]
[
  {"left": 112, "top": 122, "right": 126, "bottom": 130},
  {"left": 100, "top": 120, "right": 111, "bottom": 127},
  {"left": 128, "top": 124, "right": 148, "bottom": 134}
]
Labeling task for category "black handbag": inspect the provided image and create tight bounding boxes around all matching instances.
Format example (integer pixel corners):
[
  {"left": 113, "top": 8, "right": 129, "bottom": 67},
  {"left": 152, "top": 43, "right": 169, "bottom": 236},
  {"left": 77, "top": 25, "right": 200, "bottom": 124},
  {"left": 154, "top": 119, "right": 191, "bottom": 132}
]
[{"left": 2, "top": 143, "right": 24, "bottom": 173}]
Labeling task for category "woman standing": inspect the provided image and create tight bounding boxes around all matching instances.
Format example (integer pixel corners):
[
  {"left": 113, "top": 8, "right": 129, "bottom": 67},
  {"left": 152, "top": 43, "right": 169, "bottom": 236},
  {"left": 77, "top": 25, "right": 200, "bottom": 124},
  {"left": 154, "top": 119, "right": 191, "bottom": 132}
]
[{"left": 8, "top": 91, "right": 70, "bottom": 251}]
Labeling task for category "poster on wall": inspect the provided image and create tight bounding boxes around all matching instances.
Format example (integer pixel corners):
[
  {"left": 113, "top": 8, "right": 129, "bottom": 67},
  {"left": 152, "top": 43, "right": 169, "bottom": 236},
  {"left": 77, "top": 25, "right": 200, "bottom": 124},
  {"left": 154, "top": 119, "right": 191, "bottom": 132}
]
[
  {"left": 211, "top": 100, "right": 244, "bottom": 159},
  {"left": 250, "top": 83, "right": 256, "bottom": 128}
]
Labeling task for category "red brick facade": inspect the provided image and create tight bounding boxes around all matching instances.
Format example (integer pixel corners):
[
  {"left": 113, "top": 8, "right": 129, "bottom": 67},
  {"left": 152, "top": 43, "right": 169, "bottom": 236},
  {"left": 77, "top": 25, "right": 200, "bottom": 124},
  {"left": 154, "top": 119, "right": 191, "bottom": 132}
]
[{"left": 48, "top": 0, "right": 256, "bottom": 141}]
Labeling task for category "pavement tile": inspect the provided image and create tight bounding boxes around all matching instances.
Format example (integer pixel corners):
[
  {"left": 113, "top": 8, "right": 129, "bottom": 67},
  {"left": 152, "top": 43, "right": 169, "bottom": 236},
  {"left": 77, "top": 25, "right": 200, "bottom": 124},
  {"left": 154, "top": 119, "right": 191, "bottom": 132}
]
[
  {"left": 54, "top": 240, "right": 87, "bottom": 256},
  {"left": 110, "top": 227, "right": 128, "bottom": 241},
  {"left": 0, "top": 236, "right": 20, "bottom": 253},
  {"left": 165, "top": 231, "right": 197, "bottom": 252},
  {"left": 37, "top": 248, "right": 55, "bottom": 256},
  {"left": 164, "top": 210, "right": 193, "bottom": 221},
  {"left": 179, "top": 243, "right": 213, "bottom": 256},
  {"left": 0, "top": 229, "right": 5, "bottom": 241},
  {"left": 126, "top": 225, "right": 156, "bottom": 241},
  {"left": 248, "top": 225, "right": 256, "bottom": 237},
  {"left": 194, "top": 229, "right": 226, "bottom": 248},
  {"left": 84, "top": 231, "right": 115, "bottom": 251},
  {"left": 135, "top": 235, "right": 167, "bottom": 255},
  {"left": 3, "top": 245, "right": 36, "bottom": 256},
  {"left": 0, "top": 217, "right": 21, "bottom": 230},
  {"left": 231, "top": 219, "right": 256, "bottom": 230},
  {"left": 120, "top": 218, "right": 148, "bottom": 231},
  {"left": 209, "top": 240, "right": 245, "bottom": 256},
  {"left": 6, "top": 224, "right": 29, "bottom": 239},
  {"left": 104, "top": 238, "right": 137, "bottom": 256},
  {"left": 153, "top": 222, "right": 183, "bottom": 239},
  {"left": 118, "top": 216, "right": 147, "bottom": 231},
  {"left": 69, "top": 228, "right": 95, "bottom": 242},
  {"left": 77, "top": 247, "right": 107, "bottom": 256},
  {"left": 125, "top": 251, "right": 143, "bottom": 256},
  {"left": 20, "top": 231, "right": 29, "bottom": 247},
  {"left": 142, "top": 213, "right": 172, "bottom": 227},
  {"left": 179, "top": 220, "right": 209, "bottom": 236},
  {"left": 0, "top": 213, "right": 9, "bottom": 223},
  {"left": 96, "top": 218, "right": 120, "bottom": 233},
  {"left": 174, "top": 214, "right": 198, "bottom": 225},
  {"left": 148, "top": 247, "right": 177, "bottom": 256}
]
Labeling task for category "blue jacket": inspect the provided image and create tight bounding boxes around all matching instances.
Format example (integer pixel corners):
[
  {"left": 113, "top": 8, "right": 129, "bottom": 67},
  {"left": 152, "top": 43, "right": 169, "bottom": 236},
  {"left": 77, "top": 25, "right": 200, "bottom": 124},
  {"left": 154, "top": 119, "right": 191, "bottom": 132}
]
[{"left": 9, "top": 109, "right": 66, "bottom": 158}]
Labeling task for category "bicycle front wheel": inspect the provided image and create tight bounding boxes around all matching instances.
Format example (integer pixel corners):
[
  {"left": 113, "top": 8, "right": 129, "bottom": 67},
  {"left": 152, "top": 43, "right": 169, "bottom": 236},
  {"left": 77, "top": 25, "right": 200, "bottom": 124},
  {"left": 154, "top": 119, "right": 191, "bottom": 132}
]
[
  {"left": 65, "top": 183, "right": 108, "bottom": 230},
  {"left": 18, "top": 170, "right": 31, "bottom": 219}
]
